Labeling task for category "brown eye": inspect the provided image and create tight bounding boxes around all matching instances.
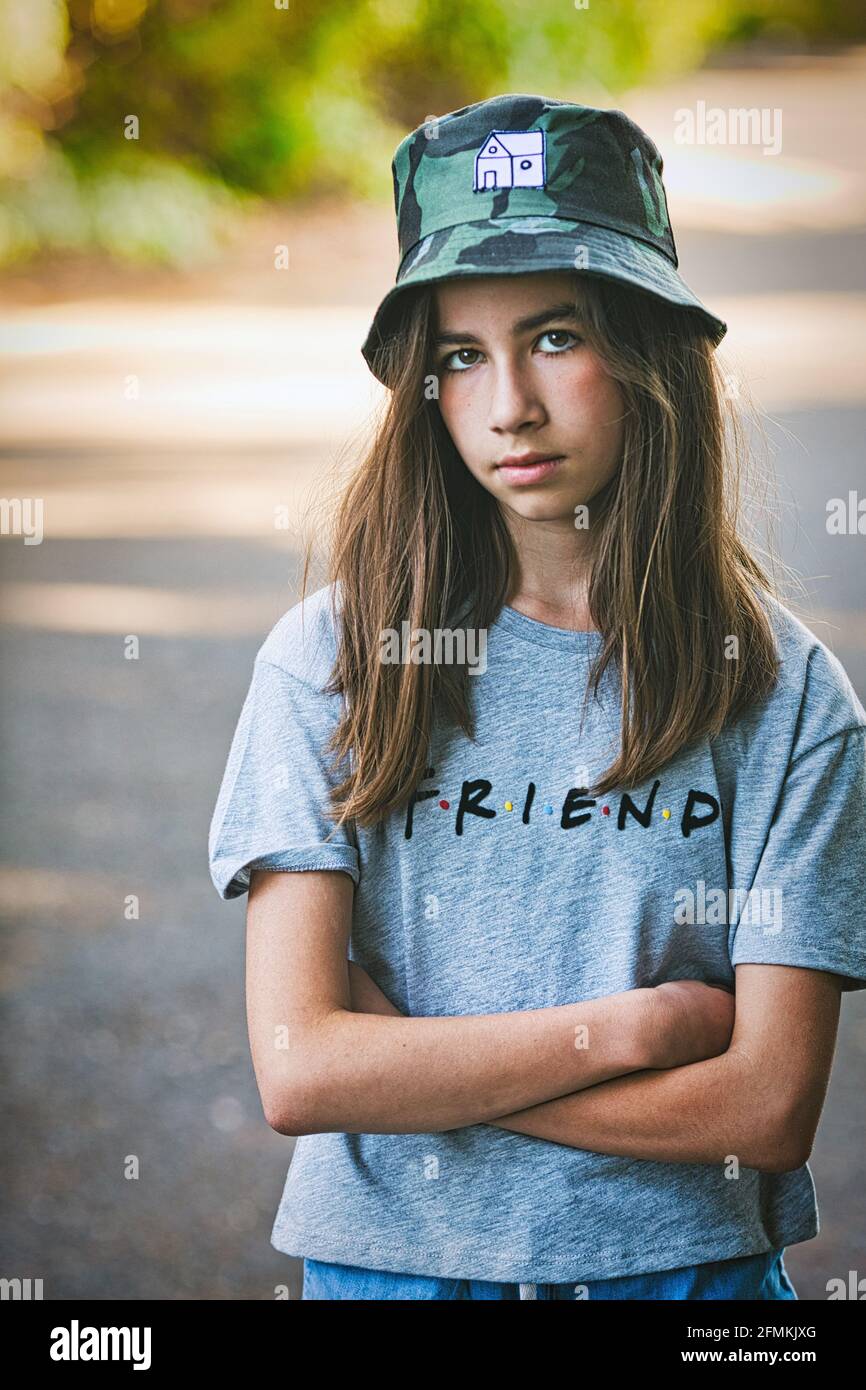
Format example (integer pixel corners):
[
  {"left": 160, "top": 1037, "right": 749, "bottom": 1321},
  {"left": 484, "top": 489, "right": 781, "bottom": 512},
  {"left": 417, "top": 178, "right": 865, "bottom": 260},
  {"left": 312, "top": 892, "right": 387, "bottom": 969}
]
[
  {"left": 537, "top": 329, "right": 582, "bottom": 353},
  {"left": 442, "top": 347, "right": 481, "bottom": 373}
]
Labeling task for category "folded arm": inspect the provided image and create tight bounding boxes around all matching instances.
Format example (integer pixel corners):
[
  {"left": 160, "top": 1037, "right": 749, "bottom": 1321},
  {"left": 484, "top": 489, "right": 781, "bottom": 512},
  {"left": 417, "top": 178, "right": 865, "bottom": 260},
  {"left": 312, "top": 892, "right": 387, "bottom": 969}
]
[
  {"left": 348, "top": 959, "right": 842, "bottom": 1175},
  {"left": 247, "top": 869, "right": 657, "bottom": 1137}
]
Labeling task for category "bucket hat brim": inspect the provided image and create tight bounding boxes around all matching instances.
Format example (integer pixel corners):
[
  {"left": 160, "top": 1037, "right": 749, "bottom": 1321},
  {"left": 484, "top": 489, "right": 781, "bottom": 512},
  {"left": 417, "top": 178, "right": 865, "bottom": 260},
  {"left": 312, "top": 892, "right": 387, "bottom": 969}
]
[{"left": 361, "top": 215, "right": 727, "bottom": 385}]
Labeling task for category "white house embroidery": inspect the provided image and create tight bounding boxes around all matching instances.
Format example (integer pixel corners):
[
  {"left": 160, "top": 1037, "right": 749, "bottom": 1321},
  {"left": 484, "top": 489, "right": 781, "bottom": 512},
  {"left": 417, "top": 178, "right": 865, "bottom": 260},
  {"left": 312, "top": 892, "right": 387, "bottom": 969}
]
[{"left": 473, "top": 129, "right": 546, "bottom": 191}]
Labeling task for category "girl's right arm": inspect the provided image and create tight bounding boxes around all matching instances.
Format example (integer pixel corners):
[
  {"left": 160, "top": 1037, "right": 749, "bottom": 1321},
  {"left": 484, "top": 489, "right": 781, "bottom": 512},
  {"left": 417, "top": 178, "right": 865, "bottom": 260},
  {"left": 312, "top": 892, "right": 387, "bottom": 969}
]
[{"left": 246, "top": 868, "right": 733, "bottom": 1137}]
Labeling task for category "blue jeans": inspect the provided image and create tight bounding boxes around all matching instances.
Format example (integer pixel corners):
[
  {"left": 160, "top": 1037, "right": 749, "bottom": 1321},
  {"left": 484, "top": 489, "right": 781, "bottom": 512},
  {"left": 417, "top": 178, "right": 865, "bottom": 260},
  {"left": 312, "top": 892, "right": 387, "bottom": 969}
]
[{"left": 302, "top": 1248, "right": 798, "bottom": 1300}]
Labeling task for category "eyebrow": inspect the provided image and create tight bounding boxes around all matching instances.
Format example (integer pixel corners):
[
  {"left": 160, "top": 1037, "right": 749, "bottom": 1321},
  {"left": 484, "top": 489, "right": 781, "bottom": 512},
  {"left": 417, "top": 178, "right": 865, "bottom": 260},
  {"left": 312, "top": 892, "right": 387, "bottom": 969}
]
[{"left": 432, "top": 301, "right": 583, "bottom": 348}]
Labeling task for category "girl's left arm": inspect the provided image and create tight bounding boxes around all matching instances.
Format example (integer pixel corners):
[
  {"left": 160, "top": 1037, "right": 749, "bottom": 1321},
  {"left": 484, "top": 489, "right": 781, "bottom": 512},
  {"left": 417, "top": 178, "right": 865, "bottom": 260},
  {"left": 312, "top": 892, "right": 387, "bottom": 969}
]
[{"left": 348, "top": 960, "right": 841, "bottom": 1174}]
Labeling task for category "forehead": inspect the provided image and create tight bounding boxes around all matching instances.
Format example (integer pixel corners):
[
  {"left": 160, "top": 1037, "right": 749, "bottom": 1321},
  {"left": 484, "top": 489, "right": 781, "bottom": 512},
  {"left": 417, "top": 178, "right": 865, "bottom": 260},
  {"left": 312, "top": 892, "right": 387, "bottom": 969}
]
[{"left": 433, "top": 270, "right": 580, "bottom": 325}]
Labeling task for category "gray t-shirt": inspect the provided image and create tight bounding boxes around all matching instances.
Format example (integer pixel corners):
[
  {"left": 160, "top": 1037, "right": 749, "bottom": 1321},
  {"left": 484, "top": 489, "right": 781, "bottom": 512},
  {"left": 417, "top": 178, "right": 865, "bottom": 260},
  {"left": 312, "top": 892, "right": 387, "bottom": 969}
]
[{"left": 208, "top": 582, "right": 866, "bottom": 1283}]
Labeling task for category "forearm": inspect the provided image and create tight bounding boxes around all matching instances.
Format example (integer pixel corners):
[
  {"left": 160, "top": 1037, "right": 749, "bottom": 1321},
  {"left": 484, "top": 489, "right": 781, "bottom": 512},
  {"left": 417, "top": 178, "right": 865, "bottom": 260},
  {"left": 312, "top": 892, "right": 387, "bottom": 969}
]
[
  {"left": 344, "top": 964, "right": 775, "bottom": 1167},
  {"left": 294, "top": 962, "right": 651, "bottom": 1136},
  {"left": 487, "top": 1047, "right": 781, "bottom": 1170}
]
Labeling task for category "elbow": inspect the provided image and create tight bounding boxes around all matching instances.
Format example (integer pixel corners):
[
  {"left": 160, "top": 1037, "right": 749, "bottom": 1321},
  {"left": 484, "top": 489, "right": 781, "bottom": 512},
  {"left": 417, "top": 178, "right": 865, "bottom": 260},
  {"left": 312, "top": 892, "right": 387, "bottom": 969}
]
[
  {"left": 748, "top": 1112, "right": 813, "bottom": 1174},
  {"left": 749, "top": 1142, "right": 809, "bottom": 1174},
  {"left": 258, "top": 1011, "right": 345, "bottom": 1136},
  {"left": 264, "top": 1102, "right": 291, "bottom": 1135},
  {"left": 259, "top": 1049, "right": 329, "bottom": 1137},
  {"left": 262, "top": 1030, "right": 346, "bottom": 1136},
  {"left": 730, "top": 1053, "right": 816, "bottom": 1173},
  {"left": 263, "top": 1079, "right": 322, "bottom": 1137}
]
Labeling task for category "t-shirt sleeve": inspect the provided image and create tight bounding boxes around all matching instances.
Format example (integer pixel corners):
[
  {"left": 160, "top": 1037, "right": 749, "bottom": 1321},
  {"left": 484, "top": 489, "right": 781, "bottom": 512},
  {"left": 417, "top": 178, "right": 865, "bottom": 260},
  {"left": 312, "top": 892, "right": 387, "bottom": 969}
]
[
  {"left": 208, "top": 654, "right": 359, "bottom": 900},
  {"left": 729, "top": 726, "right": 866, "bottom": 990}
]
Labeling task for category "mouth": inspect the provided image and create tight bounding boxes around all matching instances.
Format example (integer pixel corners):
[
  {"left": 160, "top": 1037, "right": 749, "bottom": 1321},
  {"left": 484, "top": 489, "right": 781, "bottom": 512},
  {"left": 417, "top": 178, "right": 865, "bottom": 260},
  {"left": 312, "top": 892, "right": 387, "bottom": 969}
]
[{"left": 495, "top": 455, "right": 565, "bottom": 485}]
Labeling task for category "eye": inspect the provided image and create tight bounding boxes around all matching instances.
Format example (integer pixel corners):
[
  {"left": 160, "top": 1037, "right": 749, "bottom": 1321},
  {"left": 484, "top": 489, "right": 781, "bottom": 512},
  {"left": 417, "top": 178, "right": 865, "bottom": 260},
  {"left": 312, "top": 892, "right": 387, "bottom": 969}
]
[
  {"left": 438, "top": 328, "right": 583, "bottom": 375},
  {"left": 537, "top": 328, "right": 582, "bottom": 353},
  {"left": 441, "top": 347, "right": 481, "bottom": 373}
]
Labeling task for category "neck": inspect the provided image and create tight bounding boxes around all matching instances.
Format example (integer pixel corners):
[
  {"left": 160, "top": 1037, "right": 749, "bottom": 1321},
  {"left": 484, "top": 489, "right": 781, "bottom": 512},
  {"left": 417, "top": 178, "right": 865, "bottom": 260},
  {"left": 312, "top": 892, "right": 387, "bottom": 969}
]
[{"left": 502, "top": 509, "right": 597, "bottom": 629}]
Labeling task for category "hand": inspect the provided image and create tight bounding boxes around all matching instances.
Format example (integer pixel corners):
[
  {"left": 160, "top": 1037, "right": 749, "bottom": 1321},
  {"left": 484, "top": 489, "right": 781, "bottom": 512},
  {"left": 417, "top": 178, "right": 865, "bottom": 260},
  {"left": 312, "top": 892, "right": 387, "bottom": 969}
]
[{"left": 641, "top": 980, "right": 735, "bottom": 1070}]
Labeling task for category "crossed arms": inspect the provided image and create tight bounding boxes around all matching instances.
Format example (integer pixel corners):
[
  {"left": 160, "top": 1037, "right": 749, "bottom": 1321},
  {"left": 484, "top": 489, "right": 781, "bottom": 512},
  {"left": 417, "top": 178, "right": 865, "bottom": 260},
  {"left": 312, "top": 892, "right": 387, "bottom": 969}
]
[{"left": 245, "top": 869, "right": 843, "bottom": 1175}]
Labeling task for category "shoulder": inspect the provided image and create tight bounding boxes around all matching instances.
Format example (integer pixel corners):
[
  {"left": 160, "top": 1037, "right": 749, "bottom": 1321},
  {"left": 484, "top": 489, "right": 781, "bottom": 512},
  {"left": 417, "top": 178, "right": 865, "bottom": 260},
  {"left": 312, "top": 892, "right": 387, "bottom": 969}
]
[
  {"left": 753, "top": 589, "right": 866, "bottom": 750},
  {"left": 256, "top": 581, "right": 344, "bottom": 691}
]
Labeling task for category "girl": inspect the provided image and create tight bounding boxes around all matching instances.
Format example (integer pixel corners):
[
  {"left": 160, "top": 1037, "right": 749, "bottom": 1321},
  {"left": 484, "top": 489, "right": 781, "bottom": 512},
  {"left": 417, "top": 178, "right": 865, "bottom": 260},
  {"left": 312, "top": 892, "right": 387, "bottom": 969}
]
[{"left": 208, "top": 95, "right": 866, "bottom": 1301}]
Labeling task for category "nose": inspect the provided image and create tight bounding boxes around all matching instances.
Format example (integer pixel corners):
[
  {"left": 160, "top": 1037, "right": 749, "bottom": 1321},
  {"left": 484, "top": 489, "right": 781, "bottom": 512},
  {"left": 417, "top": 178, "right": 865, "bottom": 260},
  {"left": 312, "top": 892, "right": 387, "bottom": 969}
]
[{"left": 487, "top": 355, "right": 546, "bottom": 435}]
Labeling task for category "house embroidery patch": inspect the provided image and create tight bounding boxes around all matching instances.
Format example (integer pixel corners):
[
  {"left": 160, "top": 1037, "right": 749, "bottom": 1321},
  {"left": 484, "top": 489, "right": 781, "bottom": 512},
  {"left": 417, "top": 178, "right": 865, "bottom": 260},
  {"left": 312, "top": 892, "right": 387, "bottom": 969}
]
[{"left": 474, "top": 129, "right": 546, "bottom": 192}]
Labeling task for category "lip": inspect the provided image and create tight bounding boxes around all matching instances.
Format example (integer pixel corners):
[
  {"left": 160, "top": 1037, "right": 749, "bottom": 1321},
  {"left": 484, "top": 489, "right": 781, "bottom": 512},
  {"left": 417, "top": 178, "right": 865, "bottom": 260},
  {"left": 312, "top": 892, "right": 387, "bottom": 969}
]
[{"left": 495, "top": 453, "right": 565, "bottom": 485}]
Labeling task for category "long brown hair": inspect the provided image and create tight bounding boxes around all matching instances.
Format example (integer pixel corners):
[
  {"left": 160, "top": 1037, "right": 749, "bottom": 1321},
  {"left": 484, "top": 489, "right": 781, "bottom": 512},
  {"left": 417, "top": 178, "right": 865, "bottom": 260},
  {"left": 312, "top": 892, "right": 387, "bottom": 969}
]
[{"left": 297, "top": 271, "right": 789, "bottom": 833}]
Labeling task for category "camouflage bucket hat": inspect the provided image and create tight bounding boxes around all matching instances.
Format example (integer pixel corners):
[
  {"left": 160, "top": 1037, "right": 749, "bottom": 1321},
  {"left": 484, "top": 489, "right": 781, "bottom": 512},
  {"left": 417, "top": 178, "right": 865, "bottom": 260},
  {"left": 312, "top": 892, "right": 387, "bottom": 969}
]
[{"left": 361, "top": 93, "right": 727, "bottom": 385}]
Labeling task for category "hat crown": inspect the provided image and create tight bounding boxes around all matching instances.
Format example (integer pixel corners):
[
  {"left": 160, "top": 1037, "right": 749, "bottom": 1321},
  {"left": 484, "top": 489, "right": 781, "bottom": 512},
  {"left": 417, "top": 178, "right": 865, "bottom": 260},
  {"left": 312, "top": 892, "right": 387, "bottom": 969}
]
[{"left": 392, "top": 93, "right": 677, "bottom": 274}]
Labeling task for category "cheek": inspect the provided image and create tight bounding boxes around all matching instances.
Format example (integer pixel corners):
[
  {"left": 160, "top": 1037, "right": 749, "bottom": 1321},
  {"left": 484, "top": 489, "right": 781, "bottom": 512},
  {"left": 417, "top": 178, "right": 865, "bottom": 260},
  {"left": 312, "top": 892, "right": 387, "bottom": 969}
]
[
  {"left": 438, "top": 384, "right": 479, "bottom": 445},
  {"left": 558, "top": 362, "right": 624, "bottom": 432},
  {"left": 591, "top": 361, "right": 626, "bottom": 416}
]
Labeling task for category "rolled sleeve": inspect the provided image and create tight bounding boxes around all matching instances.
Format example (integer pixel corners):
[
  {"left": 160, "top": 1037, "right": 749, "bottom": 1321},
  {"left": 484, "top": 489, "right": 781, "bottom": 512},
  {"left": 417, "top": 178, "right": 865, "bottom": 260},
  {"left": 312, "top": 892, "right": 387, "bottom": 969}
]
[
  {"left": 729, "top": 727, "right": 866, "bottom": 990},
  {"left": 208, "top": 656, "right": 359, "bottom": 900}
]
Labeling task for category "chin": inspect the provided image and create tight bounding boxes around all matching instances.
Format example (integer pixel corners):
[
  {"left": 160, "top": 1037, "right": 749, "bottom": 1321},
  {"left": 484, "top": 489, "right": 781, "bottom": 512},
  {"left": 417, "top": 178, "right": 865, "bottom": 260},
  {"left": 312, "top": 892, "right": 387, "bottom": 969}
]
[{"left": 507, "top": 496, "right": 580, "bottom": 523}]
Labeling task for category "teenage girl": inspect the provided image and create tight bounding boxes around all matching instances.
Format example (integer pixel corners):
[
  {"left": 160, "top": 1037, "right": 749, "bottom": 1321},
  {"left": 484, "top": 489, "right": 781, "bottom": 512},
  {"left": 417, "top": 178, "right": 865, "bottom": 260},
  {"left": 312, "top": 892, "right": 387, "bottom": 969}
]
[{"left": 209, "top": 95, "right": 866, "bottom": 1301}]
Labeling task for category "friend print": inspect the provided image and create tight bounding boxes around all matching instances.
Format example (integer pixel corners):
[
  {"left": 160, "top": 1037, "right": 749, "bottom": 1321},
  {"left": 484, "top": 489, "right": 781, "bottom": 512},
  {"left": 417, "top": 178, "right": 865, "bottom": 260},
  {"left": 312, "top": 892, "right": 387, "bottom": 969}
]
[{"left": 404, "top": 768, "right": 721, "bottom": 840}]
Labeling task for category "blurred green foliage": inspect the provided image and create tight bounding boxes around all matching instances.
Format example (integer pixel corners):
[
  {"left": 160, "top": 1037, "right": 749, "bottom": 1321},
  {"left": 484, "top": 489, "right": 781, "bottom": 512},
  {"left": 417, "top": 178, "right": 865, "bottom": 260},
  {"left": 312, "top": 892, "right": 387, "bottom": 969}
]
[{"left": 0, "top": 0, "right": 862, "bottom": 267}]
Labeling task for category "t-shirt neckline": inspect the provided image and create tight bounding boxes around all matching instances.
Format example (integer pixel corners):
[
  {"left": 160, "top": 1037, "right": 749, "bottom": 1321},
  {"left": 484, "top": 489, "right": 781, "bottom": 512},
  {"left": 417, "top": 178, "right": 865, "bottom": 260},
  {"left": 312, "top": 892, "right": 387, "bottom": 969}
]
[{"left": 492, "top": 603, "right": 606, "bottom": 651}]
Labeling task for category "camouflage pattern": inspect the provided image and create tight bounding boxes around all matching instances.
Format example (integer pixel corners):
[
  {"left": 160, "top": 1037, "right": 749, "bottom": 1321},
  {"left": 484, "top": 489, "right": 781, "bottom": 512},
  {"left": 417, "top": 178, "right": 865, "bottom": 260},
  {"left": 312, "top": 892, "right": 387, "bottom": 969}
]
[{"left": 361, "top": 93, "right": 727, "bottom": 383}]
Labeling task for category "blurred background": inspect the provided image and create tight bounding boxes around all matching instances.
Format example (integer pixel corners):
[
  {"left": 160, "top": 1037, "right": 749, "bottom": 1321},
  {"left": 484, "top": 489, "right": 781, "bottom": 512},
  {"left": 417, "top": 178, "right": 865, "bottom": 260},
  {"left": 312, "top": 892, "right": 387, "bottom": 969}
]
[{"left": 1, "top": 0, "right": 864, "bottom": 1300}]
